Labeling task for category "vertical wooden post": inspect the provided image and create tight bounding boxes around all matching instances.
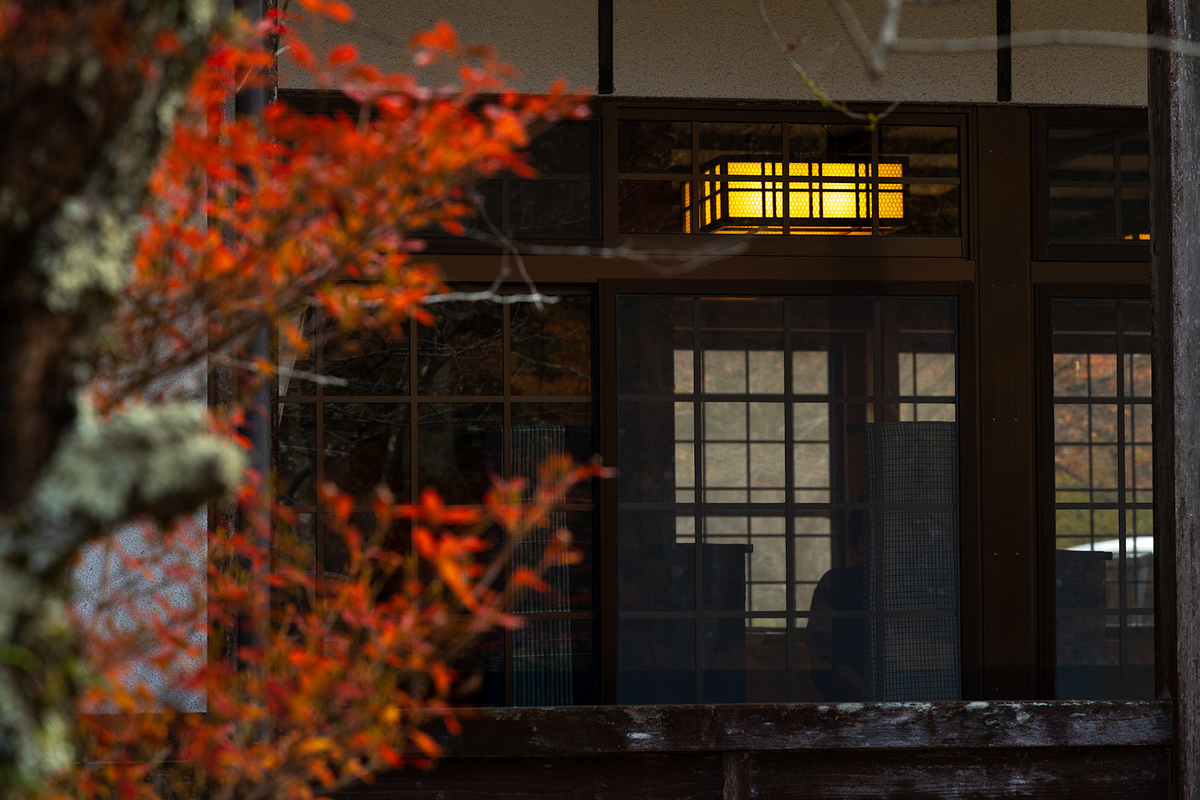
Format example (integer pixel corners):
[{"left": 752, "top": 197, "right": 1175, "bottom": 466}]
[
  {"left": 976, "top": 106, "right": 1038, "bottom": 699},
  {"left": 1148, "top": 0, "right": 1200, "bottom": 796}
]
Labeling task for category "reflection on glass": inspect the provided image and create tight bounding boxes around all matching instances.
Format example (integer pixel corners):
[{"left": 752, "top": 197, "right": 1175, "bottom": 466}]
[
  {"left": 890, "top": 184, "right": 960, "bottom": 237},
  {"left": 508, "top": 180, "right": 597, "bottom": 238},
  {"left": 1049, "top": 187, "right": 1116, "bottom": 240},
  {"left": 617, "top": 120, "right": 692, "bottom": 174},
  {"left": 1048, "top": 129, "right": 1115, "bottom": 181},
  {"left": 616, "top": 294, "right": 960, "bottom": 703},
  {"left": 615, "top": 117, "right": 961, "bottom": 238},
  {"left": 418, "top": 302, "right": 504, "bottom": 396},
  {"left": 1051, "top": 299, "right": 1154, "bottom": 700},
  {"left": 513, "top": 620, "right": 597, "bottom": 706},
  {"left": 527, "top": 121, "right": 595, "bottom": 174},
  {"left": 323, "top": 403, "right": 409, "bottom": 499},
  {"left": 510, "top": 296, "right": 592, "bottom": 396},
  {"left": 275, "top": 295, "right": 597, "bottom": 707},
  {"left": 278, "top": 403, "right": 316, "bottom": 505},
  {"left": 618, "top": 179, "right": 688, "bottom": 233},
  {"left": 324, "top": 328, "right": 408, "bottom": 396},
  {"left": 698, "top": 121, "right": 783, "bottom": 165},
  {"left": 880, "top": 126, "right": 960, "bottom": 178},
  {"left": 416, "top": 403, "right": 502, "bottom": 505},
  {"left": 1046, "top": 126, "right": 1150, "bottom": 243},
  {"left": 278, "top": 304, "right": 316, "bottom": 396}
]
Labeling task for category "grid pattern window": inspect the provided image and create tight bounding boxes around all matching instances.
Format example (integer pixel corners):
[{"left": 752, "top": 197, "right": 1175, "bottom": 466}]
[
  {"left": 1050, "top": 299, "right": 1153, "bottom": 700},
  {"left": 615, "top": 294, "right": 961, "bottom": 704},
  {"left": 617, "top": 117, "right": 960, "bottom": 237},
  {"left": 455, "top": 120, "right": 601, "bottom": 240},
  {"left": 275, "top": 292, "right": 597, "bottom": 706},
  {"left": 1037, "top": 112, "right": 1150, "bottom": 260}
]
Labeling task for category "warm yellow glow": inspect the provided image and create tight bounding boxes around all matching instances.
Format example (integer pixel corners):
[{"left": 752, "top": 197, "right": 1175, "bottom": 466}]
[
  {"left": 695, "top": 157, "right": 905, "bottom": 232},
  {"left": 1124, "top": 233, "right": 1150, "bottom": 240},
  {"left": 683, "top": 182, "right": 691, "bottom": 233}
]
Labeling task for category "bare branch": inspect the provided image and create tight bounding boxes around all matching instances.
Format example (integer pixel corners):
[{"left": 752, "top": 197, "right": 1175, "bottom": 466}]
[{"left": 893, "top": 30, "right": 1200, "bottom": 58}]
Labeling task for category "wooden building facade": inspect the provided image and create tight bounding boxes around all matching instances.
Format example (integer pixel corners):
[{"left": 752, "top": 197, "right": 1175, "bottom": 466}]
[{"left": 266, "top": 0, "right": 1198, "bottom": 796}]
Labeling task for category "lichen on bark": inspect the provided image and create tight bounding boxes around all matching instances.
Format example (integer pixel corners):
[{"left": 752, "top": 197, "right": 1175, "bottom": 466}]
[
  {"left": 0, "top": 2, "right": 235, "bottom": 792},
  {"left": 34, "top": 399, "right": 245, "bottom": 536}
]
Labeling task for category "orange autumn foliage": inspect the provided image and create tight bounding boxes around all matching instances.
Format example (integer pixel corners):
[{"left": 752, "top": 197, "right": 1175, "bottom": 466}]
[
  {"left": 59, "top": 458, "right": 603, "bottom": 800},
  {"left": 18, "top": 5, "right": 600, "bottom": 800}
]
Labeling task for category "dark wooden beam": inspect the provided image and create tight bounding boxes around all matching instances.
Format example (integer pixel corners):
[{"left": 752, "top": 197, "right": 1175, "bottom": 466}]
[
  {"left": 347, "top": 747, "right": 1168, "bottom": 800},
  {"left": 1148, "top": 0, "right": 1200, "bottom": 798},
  {"left": 433, "top": 702, "right": 1171, "bottom": 758},
  {"left": 975, "top": 106, "right": 1038, "bottom": 699}
]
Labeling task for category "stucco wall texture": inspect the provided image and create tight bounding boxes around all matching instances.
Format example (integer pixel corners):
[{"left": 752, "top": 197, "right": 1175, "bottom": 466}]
[
  {"left": 284, "top": 0, "right": 1148, "bottom": 107},
  {"left": 278, "top": 0, "right": 598, "bottom": 94},
  {"left": 614, "top": 0, "right": 995, "bottom": 103},
  {"left": 1012, "top": 0, "right": 1146, "bottom": 106}
]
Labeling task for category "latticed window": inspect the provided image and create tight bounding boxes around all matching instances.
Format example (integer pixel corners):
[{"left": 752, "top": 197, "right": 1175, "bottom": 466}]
[
  {"left": 614, "top": 293, "right": 961, "bottom": 703},
  {"left": 1035, "top": 109, "right": 1150, "bottom": 260},
  {"left": 1047, "top": 298, "right": 1154, "bottom": 700},
  {"left": 616, "top": 115, "right": 960, "bottom": 237},
  {"left": 275, "top": 292, "right": 597, "bottom": 706}
]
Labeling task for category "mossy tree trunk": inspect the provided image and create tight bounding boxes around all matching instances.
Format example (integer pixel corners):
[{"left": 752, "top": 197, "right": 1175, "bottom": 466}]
[{"left": 0, "top": 2, "right": 242, "bottom": 791}]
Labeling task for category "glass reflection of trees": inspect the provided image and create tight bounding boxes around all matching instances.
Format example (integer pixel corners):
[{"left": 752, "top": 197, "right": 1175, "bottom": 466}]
[
  {"left": 274, "top": 295, "right": 597, "bottom": 707},
  {"left": 1051, "top": 299, "right": 1153, "bottom": 700}
]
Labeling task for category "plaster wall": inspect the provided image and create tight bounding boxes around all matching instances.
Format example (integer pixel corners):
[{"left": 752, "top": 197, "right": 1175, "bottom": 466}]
[
  {"left": 1011, "top": 0, "right": 1146, "bottom": 106},
  {"left": 613, "top": 0, "right": 995, "bottom": 103},
  {"left": 278, "top": 0, "right": 598, "bottom": 94}
]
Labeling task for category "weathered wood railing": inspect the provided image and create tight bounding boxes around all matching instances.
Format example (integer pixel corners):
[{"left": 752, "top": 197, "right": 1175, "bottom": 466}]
[{"left": 339, "top": 701, "right": 1172, "bottom": 799}]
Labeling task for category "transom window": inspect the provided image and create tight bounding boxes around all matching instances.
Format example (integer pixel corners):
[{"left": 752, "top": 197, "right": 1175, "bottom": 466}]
[{"left": 616, "top": 116, "right": 961, "bottom": 237}]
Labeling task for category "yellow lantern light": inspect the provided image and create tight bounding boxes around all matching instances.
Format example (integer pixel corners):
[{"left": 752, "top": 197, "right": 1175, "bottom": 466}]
[{"left": 687, "top": 156, "right": 905, "bottom": 234}]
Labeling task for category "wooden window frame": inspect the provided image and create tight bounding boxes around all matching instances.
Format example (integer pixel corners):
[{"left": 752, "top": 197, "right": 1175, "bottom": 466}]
[
  {"left": 596, "top": 278, "right": 982, "bottom": 704},
  {"left": 272, "top": 284, "right": 598, "bottom": 708},
  {"left": 608, "top": 105, "right": 969, "bottom": 259},
  {"left": 1032, "top": 108, "right": 1151, "bottom": 263},
  {"left": 1034, "top": 283, "right": 1155, "bottom": 700}
]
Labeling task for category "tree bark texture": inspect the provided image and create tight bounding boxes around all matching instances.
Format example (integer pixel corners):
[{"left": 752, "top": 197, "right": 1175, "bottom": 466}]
[
  {"left": 1148, "top": 0, "right": 1200, "bottom": 797},
  {"left": 0, "top": 2, "right": 222, "bottom": 791}
]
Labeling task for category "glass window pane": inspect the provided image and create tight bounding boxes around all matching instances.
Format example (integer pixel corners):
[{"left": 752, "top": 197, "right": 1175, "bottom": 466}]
[
  {"left": 510, "top": 296, "right": 592, "bottom": 396},
  {"left": 527, "top": 121, "right": 596, "bottom": 175},
  {"left": 324, "top": 403, "right": 409, "bottom": 500},
  {"left": 616, "top": 296, "right": 694, "bottom": 395},
  {"left": 1120, "top": 187, "right": 1150, "bottom": 242},
  {"left": 508, "top": 179, "right": 598, "bottom": 238},
  {"left": 616, "top": 294, "right": 960, "bottom": 703},
  {"left": 880, "top": 126, "right": 960, "bottom": 179},
  {"left": 416, "top": 402, "right": 502, "bottom": 504},
  {"left": 278, "top": 305, "right": 316, "bottom": 396},
  {"left": 1048, "top": 128, "right": 1115, "bottom": 181},
  {"left": 418, "top": 302, "right": 504, "bottom": 395},
  {"left": 324, "top": 328, "right": 409, "bottom": 396},
  {"left": 278, "top": 402, "right": 317, "bottom": 505},
  {"left": 618, "top": 179, "right": 688, "bottom": 233},
  {"left": 617, "top": 120, "right": 691, "bottom": 174},
  {"left": 619, "top": 618, "right": 697, "bottom": 704},
  {"left": 461, "top": 178, "right": 504, "bottom": 236},
  {"left": 1049, "top": 186, "right": 1115, "bottom": 239},
  {"left": 511, "top": 509, "right": 593, "bottom": 616},
  {"left": 789, "top": 124, "right": 871, "bottom": 161},
  {"left": 889, "top": 184, "right": 960, "bottom": 237},
  {"left": 511, "top": 402, "right": 593, "bottom": 502},
  {"left": 1051, "top": 298, "right": 1155, "bottom": 700},
  {"left": 618, "top": 510, "right": 697, "bottom": 613},
  {"left": 513, "top": 619, "right": 597, "bottom": 706},
  {"left": 698, "top": 121, "right": 783, "bottom": 165},
  {"left": 1120, "top": 131, "right": 1150, "bottom": 184}
]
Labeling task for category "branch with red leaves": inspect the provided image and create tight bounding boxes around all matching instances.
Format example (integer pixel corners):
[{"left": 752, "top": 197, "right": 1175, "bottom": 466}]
[{"left": 55, "top": 457, "right": 608, "bottom": 800}]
